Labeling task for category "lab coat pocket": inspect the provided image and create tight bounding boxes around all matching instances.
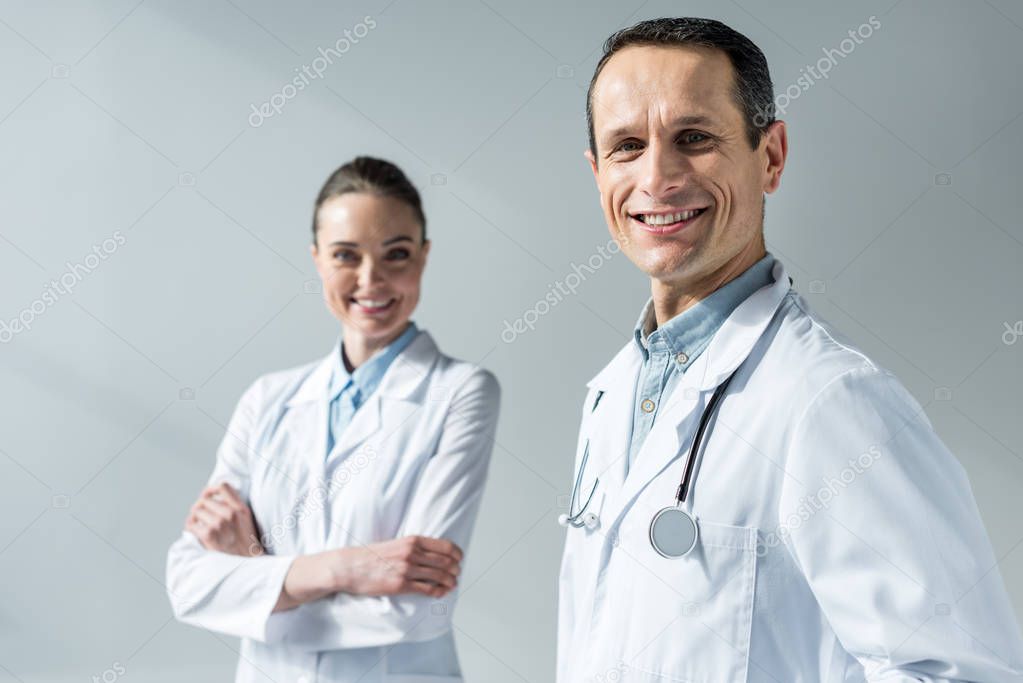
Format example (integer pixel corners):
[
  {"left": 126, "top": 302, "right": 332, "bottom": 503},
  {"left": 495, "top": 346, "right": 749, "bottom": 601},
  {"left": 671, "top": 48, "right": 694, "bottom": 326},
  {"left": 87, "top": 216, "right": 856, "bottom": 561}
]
[{"left": 618, "top": 519, "right": 758, "bottom": 682}]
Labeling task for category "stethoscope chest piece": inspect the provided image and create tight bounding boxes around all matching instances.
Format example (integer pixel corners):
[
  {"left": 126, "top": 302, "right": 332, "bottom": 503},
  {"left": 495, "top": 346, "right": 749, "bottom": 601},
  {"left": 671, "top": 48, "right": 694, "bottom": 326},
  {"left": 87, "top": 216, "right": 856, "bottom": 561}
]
[
  {"left": 647, "top": 369, "right": 741, "bottom": 559},
  {"left": 649, "top": 505, "right": 699, "bottom": 558}
]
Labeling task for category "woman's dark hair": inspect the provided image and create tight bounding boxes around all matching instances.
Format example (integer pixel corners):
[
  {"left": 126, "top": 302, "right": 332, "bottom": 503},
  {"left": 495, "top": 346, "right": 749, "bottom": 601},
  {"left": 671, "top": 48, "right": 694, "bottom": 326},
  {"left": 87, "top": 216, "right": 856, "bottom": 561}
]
[
  {"left": 312, "top": 156, "right": 426, "bottom": 244},
  {"left": 586, "top": 17, "right": 776, "bottom": 158}
]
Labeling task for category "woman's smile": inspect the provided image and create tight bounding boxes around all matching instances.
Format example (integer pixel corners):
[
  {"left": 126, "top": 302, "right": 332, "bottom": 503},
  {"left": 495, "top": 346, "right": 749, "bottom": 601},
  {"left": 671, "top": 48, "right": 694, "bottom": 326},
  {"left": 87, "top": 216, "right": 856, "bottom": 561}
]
[{"left": 349, "top": 295, "right": 399, "bottom": 316}]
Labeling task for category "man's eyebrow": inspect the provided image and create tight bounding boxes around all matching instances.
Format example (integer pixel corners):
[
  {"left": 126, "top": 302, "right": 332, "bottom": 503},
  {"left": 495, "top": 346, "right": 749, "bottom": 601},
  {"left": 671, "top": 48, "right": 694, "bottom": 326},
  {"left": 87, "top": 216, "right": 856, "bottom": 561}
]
[
  {"left": 670, "top": 114, "right": 716, "bottom": 128},
  {"left": 602, "top": 114, "right": 717, "bottom": 142}
]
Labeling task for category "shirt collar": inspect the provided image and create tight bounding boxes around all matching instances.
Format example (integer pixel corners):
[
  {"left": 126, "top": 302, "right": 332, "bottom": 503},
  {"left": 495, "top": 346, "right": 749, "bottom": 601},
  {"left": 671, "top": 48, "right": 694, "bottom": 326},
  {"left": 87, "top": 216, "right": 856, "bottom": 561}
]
[
  {"left": 633, "top": 253, "right": 776, "bottom": 364},
  {"left": 329, "top": 321, "right": 419, "bottom": 402}
]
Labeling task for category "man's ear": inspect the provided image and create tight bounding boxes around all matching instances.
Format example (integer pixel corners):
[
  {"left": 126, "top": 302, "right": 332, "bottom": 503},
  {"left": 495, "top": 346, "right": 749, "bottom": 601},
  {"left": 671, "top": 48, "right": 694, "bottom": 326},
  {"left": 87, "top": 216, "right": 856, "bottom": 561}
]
[
  {"left": 762, "top": 120, "right": 788, "bottom": 195},
  {"left": 584, "top": 148, "right": 598, "bottom": 181}
]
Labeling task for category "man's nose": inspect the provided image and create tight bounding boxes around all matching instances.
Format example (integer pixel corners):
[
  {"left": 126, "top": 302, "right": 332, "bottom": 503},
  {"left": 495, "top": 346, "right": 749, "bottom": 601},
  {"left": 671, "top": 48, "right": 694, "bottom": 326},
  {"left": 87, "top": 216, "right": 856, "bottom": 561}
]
[{"left": 638, "top": 142, "right": 684, "bottom": 200}]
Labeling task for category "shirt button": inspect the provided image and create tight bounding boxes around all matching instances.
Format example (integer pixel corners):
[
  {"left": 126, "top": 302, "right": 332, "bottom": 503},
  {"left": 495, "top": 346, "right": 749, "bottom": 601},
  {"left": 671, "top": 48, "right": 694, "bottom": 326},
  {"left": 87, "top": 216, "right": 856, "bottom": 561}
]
[
  {"left": 641, "top": 398, "right": 656, "bottom": 413},
  {"left": 676, "top": 351, "right": 689, "bottom": 364}
]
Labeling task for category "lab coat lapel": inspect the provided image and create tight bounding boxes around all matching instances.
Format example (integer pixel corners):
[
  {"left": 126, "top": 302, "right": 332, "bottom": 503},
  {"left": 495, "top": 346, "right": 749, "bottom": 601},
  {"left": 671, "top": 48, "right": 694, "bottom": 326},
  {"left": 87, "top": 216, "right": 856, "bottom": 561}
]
[
  {"left": 326, "top": 394, "right": 381, "bottom": 466},
  {"left": 605, "top": 260, "right": 793, "bottom": 532},
  {"left": 283, "top": 330, "right": 440, "bottom": 479},
  {"left": 326, "top": 330, "right": 440, "bottom": 469},
  {"left": 585, "top": 342, "right": 644, "bottom": 502},
  {"left": 283, "top": 353, "right": 334, "bottom": 481}
]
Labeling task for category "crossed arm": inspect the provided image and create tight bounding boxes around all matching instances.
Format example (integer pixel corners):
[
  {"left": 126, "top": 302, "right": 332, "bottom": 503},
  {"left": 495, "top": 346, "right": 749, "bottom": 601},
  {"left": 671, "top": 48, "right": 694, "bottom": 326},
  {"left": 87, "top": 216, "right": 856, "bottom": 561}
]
[
  {"left": 185, "top": 481, "right": 462, "bottom": 611},
  {"left": 166, "top": 368, "right": 500, "bottom": 647}
]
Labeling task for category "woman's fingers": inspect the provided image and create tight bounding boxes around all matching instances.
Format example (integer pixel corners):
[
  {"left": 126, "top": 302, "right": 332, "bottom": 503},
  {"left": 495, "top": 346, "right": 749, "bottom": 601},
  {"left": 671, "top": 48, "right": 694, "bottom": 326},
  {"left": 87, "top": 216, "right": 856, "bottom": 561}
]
[
  {"left": 213, "top": 482, "right": 246, "bottom": 507},
  {"left": 184, "top": 485, "right": 263, "bottom": 556},
  {"left": 194, "top": 502, "right": 240, "bottom": 539},
  {"left": 193, "top": 505, "right": 220, "bottom": 527},
  {"left": 405, "top": 579, "right": 452, "bottom": 598},
  {"left": 203, "top": 483, "right": 245, "bottom": 514},
  {"left": 406, "top": 564, "right": 457, "bottom": 588},
  {"left": 414, "top": 549, "right": 462, "bottom": 574},
  {"left": 410, "top": 536, "right": 463, "bottom": 563},
  {"left": 200, "top": 482, "right": 244, "bottom": 514},
  {"left": 400, "top": 537, "right": 463, "bottom": 589},
  {"left": 199, "top": 496, "right": 234, "bottom": 522}
]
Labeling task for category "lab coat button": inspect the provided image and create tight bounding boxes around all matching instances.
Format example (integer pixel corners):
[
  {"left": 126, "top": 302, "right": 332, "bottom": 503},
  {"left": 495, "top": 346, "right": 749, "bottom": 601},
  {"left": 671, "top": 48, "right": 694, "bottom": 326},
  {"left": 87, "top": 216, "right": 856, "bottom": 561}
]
[{"left": 641, "top": 398, "right": 655, "bottom": 413}]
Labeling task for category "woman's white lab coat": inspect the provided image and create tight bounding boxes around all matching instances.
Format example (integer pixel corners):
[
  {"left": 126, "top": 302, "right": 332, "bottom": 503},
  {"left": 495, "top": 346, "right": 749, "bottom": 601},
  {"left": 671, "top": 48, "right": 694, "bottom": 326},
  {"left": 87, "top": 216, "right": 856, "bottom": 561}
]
[
  {"left": 166, "top": 329, "right": 500, "bottom": 682},
  {"left": 557, "top": 260, "right": 1023, "bottom": 682}
]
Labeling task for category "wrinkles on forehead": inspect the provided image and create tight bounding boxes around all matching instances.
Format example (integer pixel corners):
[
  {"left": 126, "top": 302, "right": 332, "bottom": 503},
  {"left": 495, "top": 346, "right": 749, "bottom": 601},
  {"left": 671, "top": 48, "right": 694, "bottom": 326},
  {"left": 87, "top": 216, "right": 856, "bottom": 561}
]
[{"left": 591, "top": 45, "right": 742, "bottom": 152}]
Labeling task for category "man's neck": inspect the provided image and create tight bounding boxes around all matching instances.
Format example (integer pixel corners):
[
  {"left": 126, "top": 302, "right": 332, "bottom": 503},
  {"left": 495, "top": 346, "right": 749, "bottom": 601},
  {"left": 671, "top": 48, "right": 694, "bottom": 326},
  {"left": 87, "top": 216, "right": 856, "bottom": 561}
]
[{"left": 651, "top": 241, "right": 767, "bottom": 327}]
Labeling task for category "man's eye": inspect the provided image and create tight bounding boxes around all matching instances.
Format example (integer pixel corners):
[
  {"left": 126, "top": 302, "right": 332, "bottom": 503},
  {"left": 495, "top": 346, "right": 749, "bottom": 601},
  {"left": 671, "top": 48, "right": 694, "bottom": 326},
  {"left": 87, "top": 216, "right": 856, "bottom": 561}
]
[
  {"left": 616, "top": 141, "right": 643, "bottom": 153},
  {"left": 679, "top": 131, "right": 711, "bottom": 145}
]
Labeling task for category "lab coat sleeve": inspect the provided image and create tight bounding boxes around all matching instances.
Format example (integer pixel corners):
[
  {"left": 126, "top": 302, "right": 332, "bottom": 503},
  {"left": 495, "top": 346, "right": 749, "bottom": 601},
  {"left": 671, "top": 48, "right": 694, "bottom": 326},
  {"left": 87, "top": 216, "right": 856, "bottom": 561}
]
[
  {"left": 779, "top": 366, "right": 1023, "bottom": 682},
  {"left": 165, "top": 378, "right": 298, "bottom": 642},
  {"left": 263, "top": 368, "right": 501, "bottom": 650}
]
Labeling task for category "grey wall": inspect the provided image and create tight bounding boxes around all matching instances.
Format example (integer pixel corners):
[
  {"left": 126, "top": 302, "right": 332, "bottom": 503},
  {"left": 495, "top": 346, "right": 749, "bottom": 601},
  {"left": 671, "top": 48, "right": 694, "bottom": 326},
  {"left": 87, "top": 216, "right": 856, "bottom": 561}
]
[{"left": 1, "top": 0, "right": 1021, "bottom": 681}]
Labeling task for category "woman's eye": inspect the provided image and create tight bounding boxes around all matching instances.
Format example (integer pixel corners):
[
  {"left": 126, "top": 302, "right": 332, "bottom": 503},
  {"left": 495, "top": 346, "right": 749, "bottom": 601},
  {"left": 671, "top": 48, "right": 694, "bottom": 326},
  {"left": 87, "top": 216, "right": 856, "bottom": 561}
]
[
  {"left": 333, "top": 250, "right": 358, "bottom": 264},
  {"left": 386, "top": 248, "right": 410, "bottom": 260}
]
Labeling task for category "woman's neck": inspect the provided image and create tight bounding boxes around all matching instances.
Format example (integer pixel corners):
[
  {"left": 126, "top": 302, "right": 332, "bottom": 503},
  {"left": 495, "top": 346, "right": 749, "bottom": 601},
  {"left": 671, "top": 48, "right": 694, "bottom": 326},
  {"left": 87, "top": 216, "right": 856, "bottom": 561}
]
[{"left": 341, "top": 322, "right": 411, "bottom": 370}]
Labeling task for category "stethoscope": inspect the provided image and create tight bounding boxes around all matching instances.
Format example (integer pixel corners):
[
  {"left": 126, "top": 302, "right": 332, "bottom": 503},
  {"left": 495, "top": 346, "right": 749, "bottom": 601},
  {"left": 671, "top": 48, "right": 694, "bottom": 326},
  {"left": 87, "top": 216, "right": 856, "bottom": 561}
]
[
  {"left": 558, "top": 439, "right": 601, "bottom": 530},
  {"left": 559, "top": 368, "right": 739, "bottom": 559}
]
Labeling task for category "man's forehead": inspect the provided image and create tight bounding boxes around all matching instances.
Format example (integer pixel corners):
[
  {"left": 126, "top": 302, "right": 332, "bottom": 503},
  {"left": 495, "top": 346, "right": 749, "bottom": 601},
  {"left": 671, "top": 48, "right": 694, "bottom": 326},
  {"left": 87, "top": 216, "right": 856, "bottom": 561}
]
[{"left": 592, "top": 45, "right": 737, "bottom": 130}]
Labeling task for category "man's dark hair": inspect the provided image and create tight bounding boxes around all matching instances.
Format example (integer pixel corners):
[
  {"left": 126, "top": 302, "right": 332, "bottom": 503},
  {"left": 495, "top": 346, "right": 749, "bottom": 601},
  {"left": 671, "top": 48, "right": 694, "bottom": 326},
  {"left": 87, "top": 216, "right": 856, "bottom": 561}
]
[
  {"left": 312, "top": 156, "right": 426, "bottom": 244},
  {"left": 586, "top": 17, "right": 776, "bottom": 160}
]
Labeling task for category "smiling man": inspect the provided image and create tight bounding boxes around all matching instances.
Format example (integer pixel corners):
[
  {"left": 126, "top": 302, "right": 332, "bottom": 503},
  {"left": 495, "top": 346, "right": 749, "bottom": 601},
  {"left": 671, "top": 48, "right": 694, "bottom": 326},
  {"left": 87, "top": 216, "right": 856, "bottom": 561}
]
[{"left": 556, "top": 17, "right": 1023, "bottom": 682}]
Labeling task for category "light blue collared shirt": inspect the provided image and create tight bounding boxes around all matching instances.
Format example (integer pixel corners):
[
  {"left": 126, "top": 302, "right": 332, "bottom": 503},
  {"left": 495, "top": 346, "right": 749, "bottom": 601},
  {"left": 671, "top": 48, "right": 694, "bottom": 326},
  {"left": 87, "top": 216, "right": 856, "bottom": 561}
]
[
  {"left": 326, "top": 321, "right": 419, "bottom": 456},
  {"left": 626, "top": 253, "right": 776, "bottom": 473}
]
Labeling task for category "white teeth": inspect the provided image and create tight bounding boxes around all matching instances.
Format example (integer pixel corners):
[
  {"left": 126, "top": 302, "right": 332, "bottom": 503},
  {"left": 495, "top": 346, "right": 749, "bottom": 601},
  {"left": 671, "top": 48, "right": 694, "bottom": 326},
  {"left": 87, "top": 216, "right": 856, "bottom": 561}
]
[
  {"left": 354, "top": 298, "right": 392, "bottom": 308},
  {"left": 640, "top": 209, "right": 703, "bottom": 225}
]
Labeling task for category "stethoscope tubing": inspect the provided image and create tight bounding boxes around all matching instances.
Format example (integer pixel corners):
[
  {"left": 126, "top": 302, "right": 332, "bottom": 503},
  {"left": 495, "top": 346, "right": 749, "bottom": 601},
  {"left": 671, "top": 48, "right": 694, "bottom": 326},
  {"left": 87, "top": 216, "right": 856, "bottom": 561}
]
[
  {"left": 563, "top": 369, "right": 740, "bottom": 530},
  {"left": 673, "top": 370, "right": 739, "bottom": 506},
  {"left": 564, "top": 440, "right": 599, "bottom": 528}
]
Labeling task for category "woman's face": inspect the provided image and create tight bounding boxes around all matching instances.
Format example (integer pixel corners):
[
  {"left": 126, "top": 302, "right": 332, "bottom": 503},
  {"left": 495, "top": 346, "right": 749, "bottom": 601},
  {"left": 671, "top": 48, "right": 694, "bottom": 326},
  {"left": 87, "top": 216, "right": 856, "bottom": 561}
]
[{"left": 311, "top": 192, "right": 429, "bottom": 347}]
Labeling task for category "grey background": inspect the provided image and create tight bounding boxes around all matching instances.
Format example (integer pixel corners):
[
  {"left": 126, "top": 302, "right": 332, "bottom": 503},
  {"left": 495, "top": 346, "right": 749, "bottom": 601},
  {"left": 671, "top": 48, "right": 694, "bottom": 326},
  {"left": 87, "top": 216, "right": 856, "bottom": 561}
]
[{"left": 1, "top": 0, "right": 1021, "bottom": 681}]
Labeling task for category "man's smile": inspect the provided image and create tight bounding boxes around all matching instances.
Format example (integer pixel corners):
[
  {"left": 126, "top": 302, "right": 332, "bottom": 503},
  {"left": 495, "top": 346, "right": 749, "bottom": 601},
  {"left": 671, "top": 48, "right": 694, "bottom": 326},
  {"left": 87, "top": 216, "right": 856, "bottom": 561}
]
[{"left": 628, "top": 207, "right": 709, "bottom": 235}]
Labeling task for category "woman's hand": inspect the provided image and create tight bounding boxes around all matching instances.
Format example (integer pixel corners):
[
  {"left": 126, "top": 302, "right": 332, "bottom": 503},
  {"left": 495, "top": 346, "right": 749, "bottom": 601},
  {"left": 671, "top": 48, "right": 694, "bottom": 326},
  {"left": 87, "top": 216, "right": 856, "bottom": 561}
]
[
  {"left": 273, "top": 536, "right": 463, "bottom": 613},
  {"left": 331, "top": 535, "right": 464, "bottom": 598},
  {"left": 185, "top": 482, "right": 264, "bottom": 557}
]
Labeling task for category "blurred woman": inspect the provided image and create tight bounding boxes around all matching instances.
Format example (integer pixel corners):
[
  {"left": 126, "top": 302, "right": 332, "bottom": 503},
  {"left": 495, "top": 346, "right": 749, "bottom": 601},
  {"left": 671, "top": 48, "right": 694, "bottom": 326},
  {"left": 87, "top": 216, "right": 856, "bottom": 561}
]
[{"left": 166, "top": 156, "right": 500, "bottom": 683}]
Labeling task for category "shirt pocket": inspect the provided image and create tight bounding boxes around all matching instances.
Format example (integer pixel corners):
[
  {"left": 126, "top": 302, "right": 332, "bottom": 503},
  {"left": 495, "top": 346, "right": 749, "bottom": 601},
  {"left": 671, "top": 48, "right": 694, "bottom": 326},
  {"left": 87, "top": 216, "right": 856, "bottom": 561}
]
[{"left": 616, "top": 518, "right": 758, "bottom": 682}]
